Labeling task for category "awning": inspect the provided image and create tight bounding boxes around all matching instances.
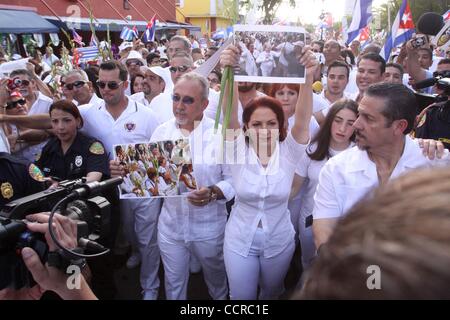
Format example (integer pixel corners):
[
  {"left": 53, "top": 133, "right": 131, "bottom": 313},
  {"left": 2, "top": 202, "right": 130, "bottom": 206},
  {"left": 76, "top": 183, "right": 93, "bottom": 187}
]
[
  {"left": 0, "top": 9, "right": 59, "bottom": 34},
  {"left": 44, "top": 16, "right": 200, "bottom": 33}
]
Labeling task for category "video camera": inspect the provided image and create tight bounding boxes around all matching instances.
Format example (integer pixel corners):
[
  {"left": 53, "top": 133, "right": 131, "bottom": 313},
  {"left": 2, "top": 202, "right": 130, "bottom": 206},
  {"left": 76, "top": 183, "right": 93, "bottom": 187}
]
[{"left": 0, "top": 177, "right": 122, "bottom": 290}]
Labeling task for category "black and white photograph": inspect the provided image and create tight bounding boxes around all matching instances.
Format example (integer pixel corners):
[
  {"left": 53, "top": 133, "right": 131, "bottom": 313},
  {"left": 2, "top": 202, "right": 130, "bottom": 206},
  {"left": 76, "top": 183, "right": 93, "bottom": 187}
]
[
  {"left": 113, "top": 139, "right": 196, "bottom": 199},
  {"left": 233, "top": 24, "right": 306, "bottom": 84}
]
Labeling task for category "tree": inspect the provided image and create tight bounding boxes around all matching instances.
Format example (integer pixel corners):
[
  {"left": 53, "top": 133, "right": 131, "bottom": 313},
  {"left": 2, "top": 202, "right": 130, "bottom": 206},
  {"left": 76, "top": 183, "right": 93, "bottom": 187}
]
[
  {"left": 375, "top": 0, "right": 449, "bottom": 32},
  {"left": 241, "top": 0, "right": 296, "bottom": 24}
]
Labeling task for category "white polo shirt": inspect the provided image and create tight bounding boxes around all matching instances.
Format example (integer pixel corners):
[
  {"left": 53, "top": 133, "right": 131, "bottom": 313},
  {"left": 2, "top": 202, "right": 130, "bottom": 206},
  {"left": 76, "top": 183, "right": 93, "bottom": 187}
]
[
  {"left": 129, "top": 92, "right": 150, "bottom": 106},
  {"left": 78, "top": 98, "right": 160, "bottom": 159},
  {"left": 313, "top": 136, "right": 450, "bottom": 220},
  {"left": 28, "top": 91, "right": 53, "bottom": 115},
  {"left": 150, "top": 116, "right": 235, "bottom": 242}
]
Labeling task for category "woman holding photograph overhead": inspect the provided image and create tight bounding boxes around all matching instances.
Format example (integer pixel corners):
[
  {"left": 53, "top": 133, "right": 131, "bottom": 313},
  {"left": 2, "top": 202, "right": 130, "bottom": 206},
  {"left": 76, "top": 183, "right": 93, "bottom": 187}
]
[{"left": 220, "top": 43, "right": 318, "bottom": 299}]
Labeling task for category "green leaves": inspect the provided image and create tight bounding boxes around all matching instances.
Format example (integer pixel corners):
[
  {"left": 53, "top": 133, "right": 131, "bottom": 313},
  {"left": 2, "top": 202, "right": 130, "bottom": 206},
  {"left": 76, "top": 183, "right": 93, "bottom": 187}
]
[{"left": 214, "top": 66, "right": 234, "bottom": 138}]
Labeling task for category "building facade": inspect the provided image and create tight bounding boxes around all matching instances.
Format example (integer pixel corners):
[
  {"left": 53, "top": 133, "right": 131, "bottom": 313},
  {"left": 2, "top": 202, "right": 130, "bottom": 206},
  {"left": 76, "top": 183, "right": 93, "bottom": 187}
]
[{"left": 176, "top": 0, "right": 239, "bottom": 36}]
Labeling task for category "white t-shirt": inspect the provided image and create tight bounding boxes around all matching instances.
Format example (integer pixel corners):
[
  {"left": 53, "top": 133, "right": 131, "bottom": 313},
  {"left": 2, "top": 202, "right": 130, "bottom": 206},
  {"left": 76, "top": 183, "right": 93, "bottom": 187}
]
[
  {"left": 28, "top": 91, "right": 53, "bottom": 115},
  {"left": 78, "top": 98, "right": 160, "bottom": 159},
  {"left": 313, "top": 136, "right": 450, "bottom": 220},
  {"left": 0, "top": 127, "right": 10, "bottom": 153}
]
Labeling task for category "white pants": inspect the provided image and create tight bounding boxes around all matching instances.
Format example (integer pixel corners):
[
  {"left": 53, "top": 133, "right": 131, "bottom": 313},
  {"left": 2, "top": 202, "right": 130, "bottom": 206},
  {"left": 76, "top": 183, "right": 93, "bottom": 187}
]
[
  {"left": 158, "top": 231, "right": 228, "bottom": 300},
  {"left": 120, "top": 198, "right": 161, "bottom": 298},
  {"left": 298, "top": 213, "right": 316, "bottom": 270},
  {"left": 224, "top": 228, "right": 295, "bottom": 300}
]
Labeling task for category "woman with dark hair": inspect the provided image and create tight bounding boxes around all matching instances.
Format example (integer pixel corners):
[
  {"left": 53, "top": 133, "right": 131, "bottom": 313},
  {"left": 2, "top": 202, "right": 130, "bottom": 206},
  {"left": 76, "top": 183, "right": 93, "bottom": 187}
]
[
  {"left": 130, "top": 73, "right": 145, "bottom": 95},
  {"left": 220, "top": 44, "right": 318, "bottom": 299},
  {"left": 35, "top": 100, "right": 109, "bottom": 183},
  {"left": 291, "top": 99, "right": 358, "bottom": 270}
]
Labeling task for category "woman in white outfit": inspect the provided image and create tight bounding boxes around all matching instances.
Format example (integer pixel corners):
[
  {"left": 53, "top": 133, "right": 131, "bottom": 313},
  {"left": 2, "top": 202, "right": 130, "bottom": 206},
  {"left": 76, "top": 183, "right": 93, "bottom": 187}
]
[
  {"left": 220, "top": 45, "right": 318, "bottom": 299},
  {"left": 256, "top": 43, "right": 280, "bottom": 77},
  {"left": 291, "top": 99, "right": 358, "bottom": 270}
]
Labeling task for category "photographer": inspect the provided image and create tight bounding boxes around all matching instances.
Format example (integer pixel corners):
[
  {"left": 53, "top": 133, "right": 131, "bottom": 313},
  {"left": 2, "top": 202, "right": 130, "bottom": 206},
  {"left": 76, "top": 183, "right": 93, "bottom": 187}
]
[{"left": 0, "top": 212, "right": 97, "bottom": 300}]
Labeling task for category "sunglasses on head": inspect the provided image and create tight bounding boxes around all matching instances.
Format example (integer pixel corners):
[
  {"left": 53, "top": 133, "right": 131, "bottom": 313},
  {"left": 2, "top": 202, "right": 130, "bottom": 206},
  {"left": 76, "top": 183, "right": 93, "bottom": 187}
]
[
  {"left": 63, "top": 80, "right": 85, "bottom": 90},
  {"left": 172, "top": 94, "right": 195, "bottom": 105},
  {"left": 169, "top": 65, "right": 189, "bottom": 73},
  {"left": 5, "top": 98, "right": 26, "bottom": 109},
  {"left": 96, "top": 80, "right": 123, "bottom": 90}
]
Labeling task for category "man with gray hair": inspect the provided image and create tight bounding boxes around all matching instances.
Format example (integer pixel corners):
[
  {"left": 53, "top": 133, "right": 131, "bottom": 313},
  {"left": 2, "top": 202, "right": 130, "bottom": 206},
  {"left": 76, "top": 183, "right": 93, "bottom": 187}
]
[
  {"left": 124, "top": 72, "right": 233, "bottom": 299},
  {"left": 167, "top": 35, "right": 192, "bottom": 61},
  {"left": 61, "top": 69, "right": 103, "bottom": 106}
]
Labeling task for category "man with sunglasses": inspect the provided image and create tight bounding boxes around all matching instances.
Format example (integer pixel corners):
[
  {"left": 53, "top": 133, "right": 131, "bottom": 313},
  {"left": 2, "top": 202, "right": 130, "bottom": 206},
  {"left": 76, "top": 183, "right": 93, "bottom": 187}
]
[
  {"left": 129, "top": 66, "right": 167, "bottom": 107},
  {"left": 61, "top": 70, "right": 103, "bottom": 106},
  {"left": 78, "top": 60, "right": 161, "bottom": 300},
  {"left": 9, "top": 69, "right": 53, "bottom": 115},
  {"left": 114, "top": 72, "right": 233, "bottom": 300},
  {"left": 148, "top": 52, "right": 195, "bottom": 123}
]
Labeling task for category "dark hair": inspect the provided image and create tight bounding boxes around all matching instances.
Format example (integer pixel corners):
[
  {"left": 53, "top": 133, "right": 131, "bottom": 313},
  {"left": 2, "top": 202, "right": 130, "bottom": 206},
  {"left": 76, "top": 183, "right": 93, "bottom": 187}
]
[
  {"left": 340, "top": 49, "right": 355, "bottom": 66},
  {"left": 307, "top": 99, "right": 358, "bottom": 161},
  {"left": 49, "top": 100, "right": 84, "bottom": 128},
  {"left": 192, "top": 48, "right": 202, "bottom": 55},
  {"left": 328, "top": 60, "right": 351, "bottom": 79},
  {"left": 10, "top": 69, "right": 34, "bottom": 80},
  {"left": 99, "top": 60, "right": 128, "bottom": 81},
  {"left": 130, "top": 72, "right": 145, "bottom": 95},
  {"left": 209, "top": 69, "right": 222, "bottom": 82},
  {"left": 358, "top": 53, "right": 386, "bottom": 75},
  {"left": 438, "top": 58, "right": 450, "bottom": 66},
  {"left": 85, "top": 66, "right": 100, "bottom": 97},
  {"left": 385, "top": 62, "right": 404, "bottom": 75},
  {"left": 365, "top": 82, "right": 416, "bottom": 134},
  {"left": 311, "top": 40, "right": 324, "bottom": 52},
  {"left": 243, "top": 96, "right": 287, "bottom": 142},
  {"left": 146, "top": 52, "right": 160, "bottom": 64}
]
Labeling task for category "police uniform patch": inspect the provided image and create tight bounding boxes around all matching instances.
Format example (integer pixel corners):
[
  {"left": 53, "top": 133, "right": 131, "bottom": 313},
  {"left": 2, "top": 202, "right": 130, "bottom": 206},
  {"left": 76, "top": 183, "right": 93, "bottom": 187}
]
[
  {"left": 417, "top": 114, "right": 426, "bottom": 127},
  {"left": 1, "top": 182, "right": 13, "bottom": 199},
  {"left": 75, "top": 155, "right": 83, "bottom": 167},
  {"left": 89, "top": 142, "right": 105, "bottom": 155},
  {"left": 28, "top": 164, "right": 45, "bottom": 182}
]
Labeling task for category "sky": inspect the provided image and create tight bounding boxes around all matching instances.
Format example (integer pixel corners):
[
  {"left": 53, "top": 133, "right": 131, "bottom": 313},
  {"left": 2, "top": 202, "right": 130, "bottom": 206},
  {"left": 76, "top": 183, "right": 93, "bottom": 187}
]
[{"left": 274, "top": 0, "right": 389, "bottom": 25}]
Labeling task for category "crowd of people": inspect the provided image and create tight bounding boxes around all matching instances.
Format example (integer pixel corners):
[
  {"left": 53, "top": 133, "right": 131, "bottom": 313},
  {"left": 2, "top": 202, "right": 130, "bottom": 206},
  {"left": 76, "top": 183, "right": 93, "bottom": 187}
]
[{"left": 1, "top": 25, "right": 450, "bottom": 301}]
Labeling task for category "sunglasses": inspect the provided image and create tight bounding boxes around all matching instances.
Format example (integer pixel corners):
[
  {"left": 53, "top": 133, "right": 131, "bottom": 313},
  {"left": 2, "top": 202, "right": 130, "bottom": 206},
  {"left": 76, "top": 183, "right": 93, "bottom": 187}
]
[
  {"left": 169, "top": 65, "right": 189, "bottom": 73},
  {"left": 172, "top": 94, "right": 195, "bottom": 105},
  {"left": 96, "top": 80, "right": 123, "bottom": 90},
  {"left": 5, "top": 98, "right": 26, "bottom": 109},
  {"left": 63, "top": 80, "right": 85, "bottom": 90},
  {"left": 126, "top": 61, "right": 143, "bottom": 67}
]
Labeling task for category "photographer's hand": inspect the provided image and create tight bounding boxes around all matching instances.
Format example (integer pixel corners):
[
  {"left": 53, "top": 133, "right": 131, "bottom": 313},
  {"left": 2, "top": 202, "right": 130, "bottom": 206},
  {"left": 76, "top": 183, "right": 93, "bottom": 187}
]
[{"left": 0, "top": 213, "right": 97, "bottom": 300}]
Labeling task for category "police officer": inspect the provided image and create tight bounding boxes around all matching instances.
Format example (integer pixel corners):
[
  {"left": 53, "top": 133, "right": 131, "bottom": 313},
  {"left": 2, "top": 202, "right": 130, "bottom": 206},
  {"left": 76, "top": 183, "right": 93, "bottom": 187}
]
[
  {"left": 415, "top": 100, "right": 450, "bottom": 149},
  {"left": 35, "top": 100, "right": 109, "bottom": 182},
  {"left": 0, "top": 152, "right": 45, "bottom": 208}
]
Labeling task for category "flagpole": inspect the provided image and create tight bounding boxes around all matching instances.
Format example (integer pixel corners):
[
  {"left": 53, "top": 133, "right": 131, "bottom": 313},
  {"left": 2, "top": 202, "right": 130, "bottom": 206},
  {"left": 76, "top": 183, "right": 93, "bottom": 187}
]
[{"left": 388, "top": 2, "right": 391, "bottom": 33}]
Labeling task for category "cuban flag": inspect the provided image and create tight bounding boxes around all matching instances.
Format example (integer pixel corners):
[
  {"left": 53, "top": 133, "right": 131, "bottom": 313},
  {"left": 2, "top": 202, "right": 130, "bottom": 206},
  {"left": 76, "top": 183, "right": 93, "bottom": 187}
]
[
  {"left": 89, "top": 33, "right": 98, "bottom": 47},
  {"left": 72, "top": 29, "right": 84, "bottom": 46},
  {"left": 143, "top": 15, "right": 157, "bottom": 42},
  {"left": 132, "top": 26, "right": 139, "bottom": 39},
  {"left": 443, "top": 10, "right": 450, "bottom": 21},
  {"left": 120, "top": 26, "right": 134, "bottom": 41},
  {"left": 381, "top": 0, "right": 415, "bottom": 61},
  {"left": 75, "top": 46, "right": 100, "bottom": 62},
  {"left": 346, "top": 0, "right": 373, "bottom": 45}
]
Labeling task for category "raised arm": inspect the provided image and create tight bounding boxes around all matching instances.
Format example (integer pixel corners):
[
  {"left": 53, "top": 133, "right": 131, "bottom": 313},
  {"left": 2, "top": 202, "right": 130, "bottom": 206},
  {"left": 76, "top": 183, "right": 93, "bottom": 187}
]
[
  {"left": 291, "top": 47, "right": 319, "bottom": 145},
  {"left": 0, "top": 113, "right": 51, "bottom": 129}
]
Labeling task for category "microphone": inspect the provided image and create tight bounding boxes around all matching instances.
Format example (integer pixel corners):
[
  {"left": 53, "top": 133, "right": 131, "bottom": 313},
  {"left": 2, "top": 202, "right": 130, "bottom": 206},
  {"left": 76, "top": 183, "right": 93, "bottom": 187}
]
[
  {"left": 69, "top": 177, "right": 123, "bottom": 199},
  {"left": 415, "top": 77, "right": 438, "bottom": 89},
  {"left": 417, "top": 12, "right": 444, "bottom": 36}
]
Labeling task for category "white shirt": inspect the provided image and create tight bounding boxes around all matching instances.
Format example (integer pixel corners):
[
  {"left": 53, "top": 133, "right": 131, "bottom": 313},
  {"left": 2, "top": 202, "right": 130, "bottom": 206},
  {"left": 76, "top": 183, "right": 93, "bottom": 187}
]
[
  {"left": 42, "top": 53, "right": 59, "bottom": 67},
  {"left": 150, "top": 116, "right": 235, "bottom": 241},
  {"left": 129, "top": 92, "right": 150, "bottom": 106},
  {"left": 296, "top": 143, "right": 354, "bottom": 220},
  {"left": 0, "top": 127, "right": 10, "bottom": 153},
  {"left": 78, "top": 98, "right": 160, "bottom": 159},
  {"left": 313, "top": 136, "right": 450, "bottom": 220},
  {"left": 28, "top": 91, "right": 53, "bottom": 115},
  {"left": 224, "top": 131, "right": 307, "bottom": 258},
  {"left": 88, "top": 94, "right": 103, "bottom": 106},
  {"left": 319, "top": 91, "right": 352, "bottom": 117}
]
